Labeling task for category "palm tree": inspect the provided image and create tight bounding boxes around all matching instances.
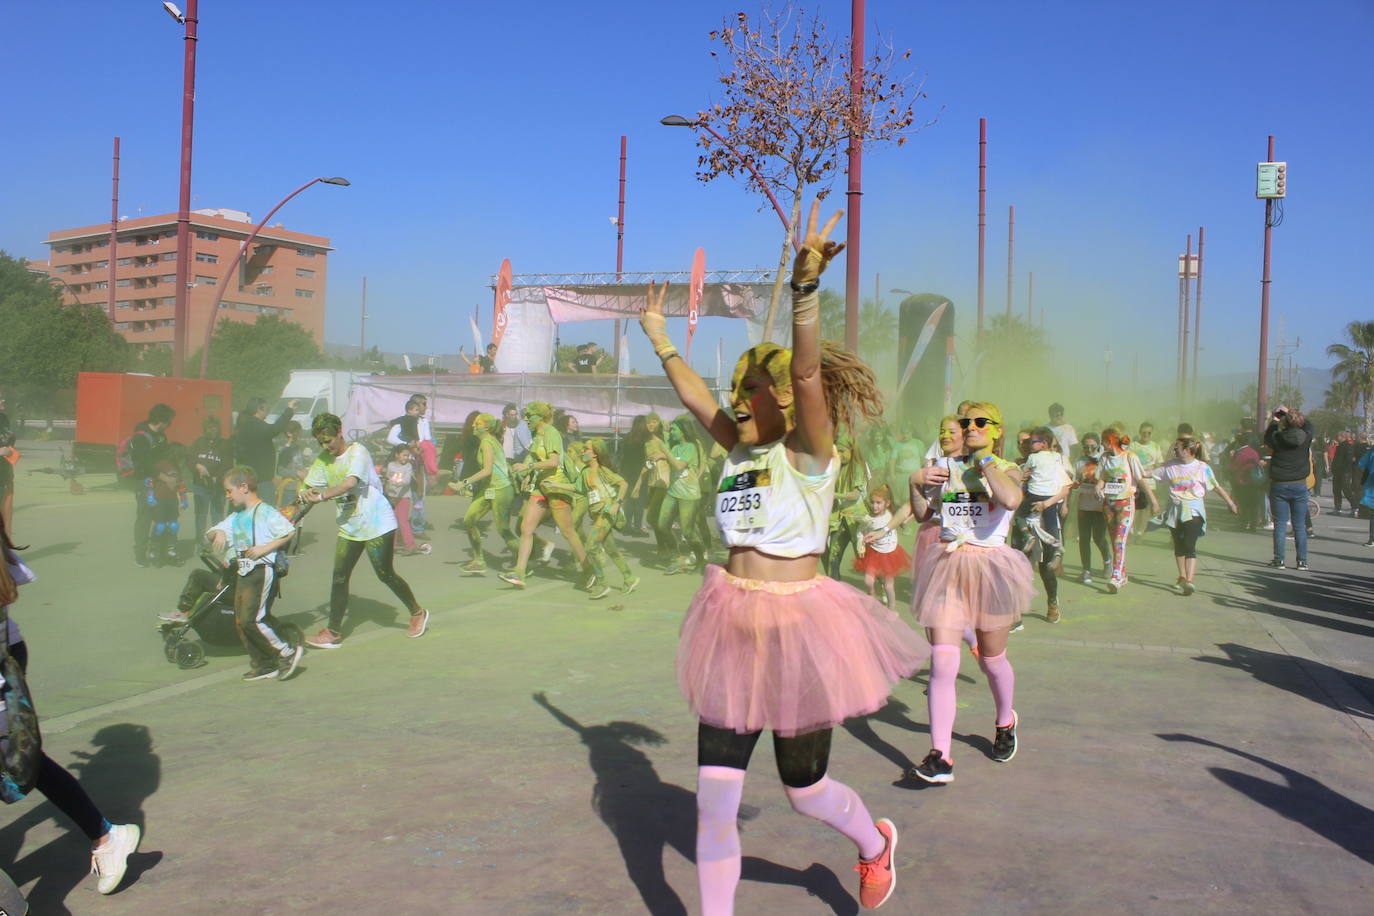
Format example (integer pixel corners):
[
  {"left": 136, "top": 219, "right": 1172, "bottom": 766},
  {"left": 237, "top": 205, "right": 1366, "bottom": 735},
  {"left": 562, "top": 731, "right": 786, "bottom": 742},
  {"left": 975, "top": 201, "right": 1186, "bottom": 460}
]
[{"left": 1326, "top": 320, "right": 1374, "bottom": 436}]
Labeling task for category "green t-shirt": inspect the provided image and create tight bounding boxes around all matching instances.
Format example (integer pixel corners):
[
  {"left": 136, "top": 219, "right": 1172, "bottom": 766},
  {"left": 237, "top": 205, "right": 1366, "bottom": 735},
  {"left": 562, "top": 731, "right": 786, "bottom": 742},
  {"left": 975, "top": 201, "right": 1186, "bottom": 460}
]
[{"left": 667, "top": 442, "right": 702, "bottom": 500}]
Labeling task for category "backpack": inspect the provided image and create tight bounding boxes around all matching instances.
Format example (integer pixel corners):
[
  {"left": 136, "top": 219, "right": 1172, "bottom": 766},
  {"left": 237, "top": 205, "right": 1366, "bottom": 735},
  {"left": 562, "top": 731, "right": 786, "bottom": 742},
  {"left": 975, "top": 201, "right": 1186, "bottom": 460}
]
[{"left": 114, "top": 429, "right": 151, "bottom": 480}]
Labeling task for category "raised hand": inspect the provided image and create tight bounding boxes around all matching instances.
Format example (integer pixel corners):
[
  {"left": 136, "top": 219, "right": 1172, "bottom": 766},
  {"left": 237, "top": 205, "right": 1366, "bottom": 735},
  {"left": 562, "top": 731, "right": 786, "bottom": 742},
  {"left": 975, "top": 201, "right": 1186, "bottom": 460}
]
[
  {"left": 792, "top": 199, "right": 846, "bottom": 285},
  {"left": 639, "top": 280, "right": 671, "bottom": 351}
]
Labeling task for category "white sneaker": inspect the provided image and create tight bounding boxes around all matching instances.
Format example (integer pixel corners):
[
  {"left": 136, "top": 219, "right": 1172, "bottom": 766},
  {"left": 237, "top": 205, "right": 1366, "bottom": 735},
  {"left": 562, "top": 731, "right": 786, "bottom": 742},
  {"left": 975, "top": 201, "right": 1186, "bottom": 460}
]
[
  {"left": 91, "top": 822, "right": 141, "bottom": 894},
  {"left": 539, "top": 542, "right": 556, "bottom": 565}
]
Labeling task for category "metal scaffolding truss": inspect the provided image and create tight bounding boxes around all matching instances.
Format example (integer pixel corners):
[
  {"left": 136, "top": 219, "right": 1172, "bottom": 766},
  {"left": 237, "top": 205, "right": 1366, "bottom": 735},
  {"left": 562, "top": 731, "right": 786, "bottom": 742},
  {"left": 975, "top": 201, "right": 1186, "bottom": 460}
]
[{"left": 489, "top": 268, "right": 777, "bottom": 289}]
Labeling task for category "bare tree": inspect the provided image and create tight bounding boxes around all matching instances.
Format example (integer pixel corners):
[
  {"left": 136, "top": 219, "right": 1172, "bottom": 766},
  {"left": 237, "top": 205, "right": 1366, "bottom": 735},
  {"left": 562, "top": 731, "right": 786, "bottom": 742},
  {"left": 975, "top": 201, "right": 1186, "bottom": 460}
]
[{"left": 693, "top": 5, "right": 933, "bottom": 339}]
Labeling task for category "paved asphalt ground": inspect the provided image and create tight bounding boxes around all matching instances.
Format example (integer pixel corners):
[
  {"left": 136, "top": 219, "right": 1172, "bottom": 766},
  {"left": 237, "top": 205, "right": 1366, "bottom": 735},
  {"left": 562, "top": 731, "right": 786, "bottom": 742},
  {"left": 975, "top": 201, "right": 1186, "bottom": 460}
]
[{"left": 2, "top": 440, "right": 1371, "bottom": 914}]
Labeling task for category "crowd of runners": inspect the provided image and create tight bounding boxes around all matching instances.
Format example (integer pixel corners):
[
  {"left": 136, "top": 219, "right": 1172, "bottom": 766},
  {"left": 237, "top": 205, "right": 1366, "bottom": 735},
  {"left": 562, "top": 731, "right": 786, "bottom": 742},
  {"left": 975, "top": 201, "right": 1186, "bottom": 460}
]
[{"left": 2, "top": 199, "right": 1364, "bottom": 909}]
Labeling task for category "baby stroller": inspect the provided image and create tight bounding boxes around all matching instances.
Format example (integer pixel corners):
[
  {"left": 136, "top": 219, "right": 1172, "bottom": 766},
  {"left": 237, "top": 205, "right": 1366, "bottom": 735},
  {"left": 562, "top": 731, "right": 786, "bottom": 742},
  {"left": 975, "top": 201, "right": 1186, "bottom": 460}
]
[{"left": 156, "top": 499, "right": 314, "bottom": 669}]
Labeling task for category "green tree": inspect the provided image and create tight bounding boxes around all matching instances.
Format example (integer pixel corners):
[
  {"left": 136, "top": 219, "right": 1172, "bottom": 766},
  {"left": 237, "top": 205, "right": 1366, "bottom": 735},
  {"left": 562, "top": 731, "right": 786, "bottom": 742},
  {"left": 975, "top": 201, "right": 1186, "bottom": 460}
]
[
  {"left": 198, "top": 314, "right": 322, "bottom": 408},
  {"left": 1326, "top": 320, "right": 1374, "bottom": 436},
  {"left": 0, "top": 251, "right": 130, "bottom": 415}
]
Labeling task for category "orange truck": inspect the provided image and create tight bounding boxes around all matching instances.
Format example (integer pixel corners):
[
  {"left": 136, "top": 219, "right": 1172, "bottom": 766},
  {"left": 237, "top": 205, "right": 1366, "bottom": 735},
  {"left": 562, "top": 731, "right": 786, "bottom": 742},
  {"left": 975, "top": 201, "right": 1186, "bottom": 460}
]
[{"left": 75, "top": 373, "right": 233, "bottom": 473}]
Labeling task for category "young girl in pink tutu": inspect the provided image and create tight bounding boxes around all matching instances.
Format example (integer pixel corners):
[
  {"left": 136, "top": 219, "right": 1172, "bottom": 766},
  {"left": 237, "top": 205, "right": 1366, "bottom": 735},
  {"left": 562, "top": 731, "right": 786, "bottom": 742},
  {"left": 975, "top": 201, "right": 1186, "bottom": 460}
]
[
  {"left": 855, "top": 484, "right": 911, "bottom": 606},
  {"left": 638, "top": 201, "right": 928, "bottom": 913},
  {"left": 906, "top": 401, "right": 1035, "bottom": 784}
]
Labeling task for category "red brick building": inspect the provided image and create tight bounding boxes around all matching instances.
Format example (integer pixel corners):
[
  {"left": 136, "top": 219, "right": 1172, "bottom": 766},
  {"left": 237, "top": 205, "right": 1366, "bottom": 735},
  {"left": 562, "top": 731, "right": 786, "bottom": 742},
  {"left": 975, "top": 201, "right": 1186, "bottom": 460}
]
[{"left": 34, "top": 208, "right": 330, "bottom": 353}]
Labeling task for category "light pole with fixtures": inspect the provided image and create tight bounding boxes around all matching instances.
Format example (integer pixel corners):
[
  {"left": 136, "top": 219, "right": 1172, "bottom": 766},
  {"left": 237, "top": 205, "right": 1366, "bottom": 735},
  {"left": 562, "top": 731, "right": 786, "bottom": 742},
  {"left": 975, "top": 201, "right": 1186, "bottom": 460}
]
[
  {"left": 163, "top": 0, "right": 198, "bottom": 377},
  {"left": 197, "top": 177, "right": 350, "bottom": 376}
]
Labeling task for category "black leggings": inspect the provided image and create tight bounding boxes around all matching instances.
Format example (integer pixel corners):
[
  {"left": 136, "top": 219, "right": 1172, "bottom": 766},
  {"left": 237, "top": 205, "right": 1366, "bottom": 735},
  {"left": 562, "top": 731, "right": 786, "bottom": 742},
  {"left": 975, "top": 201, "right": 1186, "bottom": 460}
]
[
  {"left": 697, "top": 722, "right": 831, "bottom": 788},
  {"left": 1077, "top": 510, "right": 1110, "bottom": 569},
  {"left": 11, "top": 642, "right": 107, "bottom": 841},
  {"left": 1169, "top": 516, "right": 1205, "bottom": 559},
  {"left": 328, "top": 529, "right": 420, "bottom": 632}
]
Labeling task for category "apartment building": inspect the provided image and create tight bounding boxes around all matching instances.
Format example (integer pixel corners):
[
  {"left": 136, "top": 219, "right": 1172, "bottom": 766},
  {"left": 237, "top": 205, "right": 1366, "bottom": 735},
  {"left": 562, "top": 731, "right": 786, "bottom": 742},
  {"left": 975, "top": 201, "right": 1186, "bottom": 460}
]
[{"left": 37, "top": 207, "right": 331, "bottom": 351}]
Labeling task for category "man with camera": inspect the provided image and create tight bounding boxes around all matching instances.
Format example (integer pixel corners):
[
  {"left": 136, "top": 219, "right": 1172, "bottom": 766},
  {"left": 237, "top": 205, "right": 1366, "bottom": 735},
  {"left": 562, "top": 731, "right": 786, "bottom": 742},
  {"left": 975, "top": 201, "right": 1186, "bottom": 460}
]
[{"left": 1264, "top": 405, "right": 1313, "bottom": 570}]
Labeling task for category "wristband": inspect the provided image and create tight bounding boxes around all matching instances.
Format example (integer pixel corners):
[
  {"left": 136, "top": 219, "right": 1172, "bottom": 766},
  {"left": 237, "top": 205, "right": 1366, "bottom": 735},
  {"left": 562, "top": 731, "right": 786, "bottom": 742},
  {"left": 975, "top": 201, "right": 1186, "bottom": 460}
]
[
  {"left": 789, "top": 281, "right": 819, "bottom": 294},
  {"left": 659, "top": 349, "right": 681, "bottom": 366},
  {"left": 654, "top": 342, "right": 678, "bottom": 359}
]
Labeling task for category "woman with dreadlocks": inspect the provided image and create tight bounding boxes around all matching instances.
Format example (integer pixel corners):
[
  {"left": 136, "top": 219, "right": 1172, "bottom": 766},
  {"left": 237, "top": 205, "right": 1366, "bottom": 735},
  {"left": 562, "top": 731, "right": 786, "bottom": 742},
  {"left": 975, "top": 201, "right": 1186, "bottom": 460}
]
[{"left": 638, "top": 202, "right": 926, "bottom": 913}]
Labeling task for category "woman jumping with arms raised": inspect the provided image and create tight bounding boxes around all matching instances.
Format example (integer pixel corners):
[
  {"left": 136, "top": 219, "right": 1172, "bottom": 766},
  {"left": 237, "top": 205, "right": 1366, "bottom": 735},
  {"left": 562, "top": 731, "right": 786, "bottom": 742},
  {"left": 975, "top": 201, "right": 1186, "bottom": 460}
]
[{"left": 639, "top": 202, "right": 927, "bottom": 913}]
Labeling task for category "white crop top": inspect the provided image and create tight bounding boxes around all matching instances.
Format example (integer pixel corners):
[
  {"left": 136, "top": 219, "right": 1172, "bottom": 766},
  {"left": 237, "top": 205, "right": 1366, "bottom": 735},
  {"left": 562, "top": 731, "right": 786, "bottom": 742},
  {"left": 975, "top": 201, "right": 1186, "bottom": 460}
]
[
  {"left": 937, "top": 455, "right": 1016, "bottom": 548},
  {"left": 714, "top": 439, "right": 836, "bottom": 558}
]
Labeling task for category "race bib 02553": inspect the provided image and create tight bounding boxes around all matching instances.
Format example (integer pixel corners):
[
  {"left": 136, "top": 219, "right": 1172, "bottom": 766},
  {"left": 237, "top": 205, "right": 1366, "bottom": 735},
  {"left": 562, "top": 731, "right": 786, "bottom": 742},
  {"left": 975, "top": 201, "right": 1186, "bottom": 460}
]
[{"left": 716, "top": 467, "right": 771, "bottom": 530}]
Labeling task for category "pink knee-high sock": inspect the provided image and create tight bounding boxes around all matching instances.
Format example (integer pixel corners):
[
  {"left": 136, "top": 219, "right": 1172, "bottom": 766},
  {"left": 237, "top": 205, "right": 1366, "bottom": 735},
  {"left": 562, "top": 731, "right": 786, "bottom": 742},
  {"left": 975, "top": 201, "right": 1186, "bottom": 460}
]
[
  {"left": 784, "top": 776, "right": 885, "bottom": 860},
  {"left": 928, "top": 644, "right": 961, "bottom": 761},
  {"left": 977, "top": 650, "right": 1016, "bottom": 727},
  {"left": 696, "top": 766, "right": 746, "bottom": 916}
]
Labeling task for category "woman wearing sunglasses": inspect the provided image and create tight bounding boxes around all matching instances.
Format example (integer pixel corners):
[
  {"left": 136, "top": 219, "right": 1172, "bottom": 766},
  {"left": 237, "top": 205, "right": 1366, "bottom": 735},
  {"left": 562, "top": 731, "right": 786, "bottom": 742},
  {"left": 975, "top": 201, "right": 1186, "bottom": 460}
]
[
  {"left": 638, "top": 201, "right": 927, "bottom": 912},
  {"left": 907, "top": 403, "right": 1033, "bottom": 784}
]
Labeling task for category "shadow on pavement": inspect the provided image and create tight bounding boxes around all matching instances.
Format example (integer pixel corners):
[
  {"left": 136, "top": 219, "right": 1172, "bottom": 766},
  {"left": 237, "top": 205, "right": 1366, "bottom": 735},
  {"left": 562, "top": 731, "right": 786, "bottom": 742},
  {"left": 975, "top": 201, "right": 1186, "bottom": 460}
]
[
  {"left": 534, "top": 693, "right": 857, "bottom": 915},
  {"left": 18, "top": 542, "right": 79, "bottom": 562},
  {"left": 1195, "top": 642, "right": 1374, "bottom": 716},
  {"left": 1157, "top": 734, "right": 1374, "bottom": 865},
  {"left": 1212, "top": 567, "right": 1374, "bottom": 638},
  {"left": 0, "top": 723, "right": 162, "bottom": 913}
]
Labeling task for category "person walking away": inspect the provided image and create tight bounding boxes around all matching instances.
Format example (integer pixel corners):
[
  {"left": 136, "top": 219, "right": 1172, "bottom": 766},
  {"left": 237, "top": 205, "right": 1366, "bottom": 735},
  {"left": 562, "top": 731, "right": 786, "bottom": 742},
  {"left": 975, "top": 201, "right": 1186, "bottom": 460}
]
[
  {"left": 190, "top": 415, "right": 232, "bottom": 538},
  {"left": 1332, "top": 430, "right": 1357, "bottom": 515},
  {"left": 300, "top": 414, "right": 429, "bottom": 648},
  {"left": 147, "top": 457, "right": 188, "bottom": 566},
  {"left": 1152, "top": 438, "right": 1238, "bottom": 594},
  {"left": 208, "top": 466, "right": 306, "bottom": 680},
  {"left": 1, "top": 516, "right": 142, "bottom": 893},
  {"left": 123, "top": 403, "right": 174, "bottom": 567},
  {"left": 1264, "top": 407, "right": 1313, "bottom": 570},
  {"left": 233, "top": 397, "right": 297, "bottom": 504}
]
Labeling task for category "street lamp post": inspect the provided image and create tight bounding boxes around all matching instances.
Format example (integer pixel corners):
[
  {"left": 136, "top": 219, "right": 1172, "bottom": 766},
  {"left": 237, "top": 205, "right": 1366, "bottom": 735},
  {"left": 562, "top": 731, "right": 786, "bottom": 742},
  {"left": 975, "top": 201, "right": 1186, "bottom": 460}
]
[
  {"left": 163, "top": 0, "right": 198, "bottom": 378},
  {"left": 660, "top": 115, "right": 797, "bottom": 251},
  {"left": 197, "top": 177, "right": 350, "bottom": 376}
]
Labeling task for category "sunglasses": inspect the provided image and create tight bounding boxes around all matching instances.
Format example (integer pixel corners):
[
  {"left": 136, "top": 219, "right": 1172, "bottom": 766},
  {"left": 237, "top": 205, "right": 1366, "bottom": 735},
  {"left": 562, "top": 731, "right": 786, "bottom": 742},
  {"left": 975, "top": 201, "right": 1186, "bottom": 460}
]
[
  {"left": 957, "top": 417, "right": 1000, "bottom": 429},
  {"left": 1028, "top": 438, "right": 1046, "bottom": 445}
]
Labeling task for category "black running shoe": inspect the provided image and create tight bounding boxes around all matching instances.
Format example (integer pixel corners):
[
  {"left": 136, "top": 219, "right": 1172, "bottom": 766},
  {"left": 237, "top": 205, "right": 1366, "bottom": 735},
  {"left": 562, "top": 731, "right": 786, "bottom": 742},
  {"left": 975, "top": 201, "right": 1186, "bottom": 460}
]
[
  {"left": 1296, "top": 560, "right": 1310, "bottom": 571},
  {"left": 991, "top": 711, "right": 1019, "bottom": 763},
  {"left": 909, "top": 749, "right": 954, "bottom": 784},
  {"left": 1267, "top": 558, "right": 1285, "bottom": 569}
]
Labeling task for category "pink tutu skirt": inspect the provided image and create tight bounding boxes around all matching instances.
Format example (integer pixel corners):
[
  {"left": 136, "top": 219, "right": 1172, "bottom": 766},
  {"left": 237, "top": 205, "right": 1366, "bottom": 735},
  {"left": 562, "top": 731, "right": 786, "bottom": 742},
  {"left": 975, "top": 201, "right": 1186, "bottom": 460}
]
[
  {"left": 912, "top": 523, "right": 941, "bottom": 575},
  {"left": 677, "top": 565, "right": 930, "bottom": 737},
  {"left": 852, "top": 543, "right": 911, "bottom": 578},
  {"left": 912, "top": 542, "right": 1034, "bottom": 631}
]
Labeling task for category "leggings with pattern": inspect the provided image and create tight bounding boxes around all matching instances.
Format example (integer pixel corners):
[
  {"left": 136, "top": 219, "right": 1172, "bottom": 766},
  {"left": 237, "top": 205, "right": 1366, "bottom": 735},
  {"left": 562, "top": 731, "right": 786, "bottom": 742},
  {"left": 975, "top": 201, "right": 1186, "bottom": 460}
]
[
  {"left": 328, "top": 529, "right": 420, "bottom": 632},
  {"left": 1104, "top": 500, "right": 1135, "bottom": 581}
]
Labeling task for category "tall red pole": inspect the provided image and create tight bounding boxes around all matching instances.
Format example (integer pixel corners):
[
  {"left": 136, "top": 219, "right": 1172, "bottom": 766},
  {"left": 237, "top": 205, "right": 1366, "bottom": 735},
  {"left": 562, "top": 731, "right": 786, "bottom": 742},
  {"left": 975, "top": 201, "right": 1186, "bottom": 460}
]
[
  {"left": 1182, "top": 232, "right": 1192, "bottom": 411},
  {"left": 1176, "top": 245, "right": 1185, "bottom": 403},
  {"left": 171, "top": 0, "right": 199, "bottom": 377},
  {"left": 1193, "top": 226, "right": 1204, "bottom": 399},
  {"left": 977, "top": 118, "right": 986, "bottom": 346},
  {"left": 613, "top": 134, "right": 626, "bottom": 372},
  {"left": 108, "top": 136, "right": 120, "bottom": 324},
  {"left": 1005, "top": 205, "right": 1014, "bottom": 321},
  {"left": 1257, "top": 135, "right": 1275, "bottom": 423},
  {"left": 844, "top": 0, "right": 864, "bottom": 352}
]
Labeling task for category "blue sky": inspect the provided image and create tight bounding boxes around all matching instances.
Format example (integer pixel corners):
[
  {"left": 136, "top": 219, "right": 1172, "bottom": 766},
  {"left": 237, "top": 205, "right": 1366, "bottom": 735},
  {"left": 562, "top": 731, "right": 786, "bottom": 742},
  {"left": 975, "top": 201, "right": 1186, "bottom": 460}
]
[{"left": 2, "top": 0, "right": 1370, "bottom": 387}]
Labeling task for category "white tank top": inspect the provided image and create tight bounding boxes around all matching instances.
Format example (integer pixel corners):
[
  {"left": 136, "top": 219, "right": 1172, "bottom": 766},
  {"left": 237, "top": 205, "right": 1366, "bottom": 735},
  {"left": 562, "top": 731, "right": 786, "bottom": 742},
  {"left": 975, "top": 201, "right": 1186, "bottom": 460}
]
[
  {"left": 714, "top": 439, "right": 836, "bottom": 558},
  {"left": 937, "top": 455, "right": 1016, "bottom": 548}
]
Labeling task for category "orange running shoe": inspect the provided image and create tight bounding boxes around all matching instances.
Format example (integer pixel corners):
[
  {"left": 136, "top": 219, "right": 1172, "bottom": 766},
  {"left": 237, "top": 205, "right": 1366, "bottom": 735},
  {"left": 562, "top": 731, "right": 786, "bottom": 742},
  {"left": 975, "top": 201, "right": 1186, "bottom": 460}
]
[{"left": 855, "top": 817, "right": 898, "bottom": 909}]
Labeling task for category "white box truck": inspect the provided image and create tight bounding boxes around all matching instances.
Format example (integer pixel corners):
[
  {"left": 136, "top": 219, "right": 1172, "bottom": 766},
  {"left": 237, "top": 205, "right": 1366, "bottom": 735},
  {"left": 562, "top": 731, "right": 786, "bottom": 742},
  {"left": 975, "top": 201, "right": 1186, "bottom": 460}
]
[{"left": 267, "top": 371, "right": 369, "bottom": 427}]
